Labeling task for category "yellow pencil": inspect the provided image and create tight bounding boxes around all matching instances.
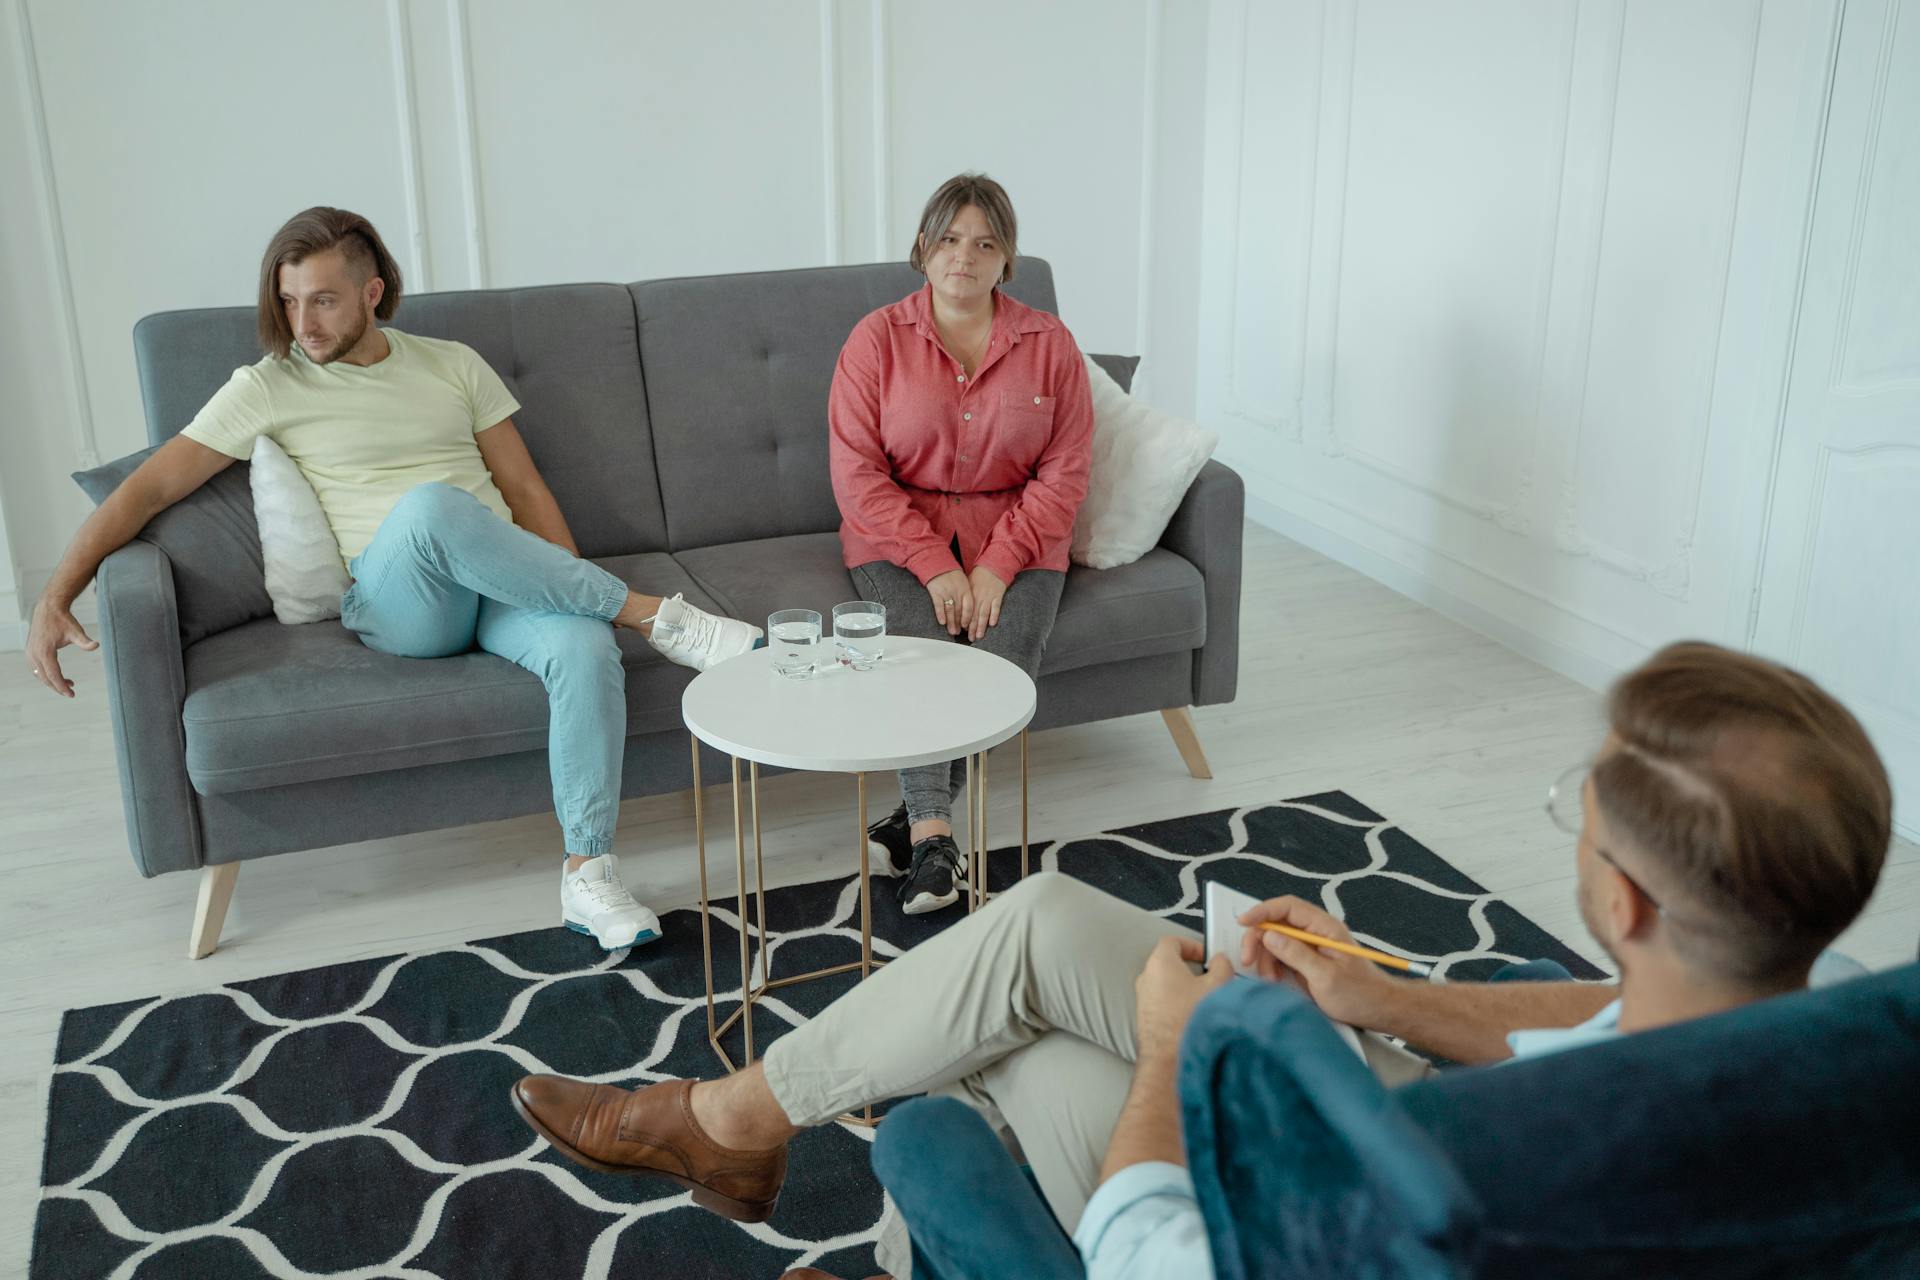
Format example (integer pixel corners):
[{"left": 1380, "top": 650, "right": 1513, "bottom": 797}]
[{"left": 1257, "top": 922, "right": 1434, "bottom": 978}]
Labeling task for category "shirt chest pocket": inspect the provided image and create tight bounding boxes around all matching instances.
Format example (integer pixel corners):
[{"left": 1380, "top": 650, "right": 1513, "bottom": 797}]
[{"left": 1000, "top": 393, "right": 1057, "bottom": 449}]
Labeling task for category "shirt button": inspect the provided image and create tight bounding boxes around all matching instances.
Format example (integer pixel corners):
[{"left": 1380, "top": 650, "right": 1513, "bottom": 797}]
[
  {"left": 960, "top": 454, "right": 970, "bottom": 462},
  {"left": 1033, "top": 396, "right": 1041, "bottom": 405},
  {"left": 963, "top": 412, "right": 972, "bottom": 422},
  {"left": 956, "top": 374, "right": 965, "bottom": 383}
]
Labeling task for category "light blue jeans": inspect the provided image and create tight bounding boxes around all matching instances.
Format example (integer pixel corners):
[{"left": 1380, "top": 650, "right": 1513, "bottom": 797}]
[{"left": 340, "top": 483, "right": 630, "bottom": 857}]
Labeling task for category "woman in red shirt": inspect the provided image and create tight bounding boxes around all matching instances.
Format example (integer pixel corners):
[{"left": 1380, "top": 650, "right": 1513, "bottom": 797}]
[{"left": 829, "top": 173, "right": 1093, "bottom": 914}]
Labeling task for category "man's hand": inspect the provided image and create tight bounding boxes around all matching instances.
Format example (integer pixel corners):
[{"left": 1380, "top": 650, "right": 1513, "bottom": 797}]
[
  {"left": 26, "top": 598, "right": 99, "bottom": 698},
  {"left": 965, "top": 566, "right": 1007, "bottom": 641},
  {"left": 1134, "top": 936, "right": 1234, "bottom": 1064},
  {"left": 925, "top": 569, "right": 973, "bottom": 637},
  {"left": 1238, "top": 896, "right": 1397, "bottom": 1029}
]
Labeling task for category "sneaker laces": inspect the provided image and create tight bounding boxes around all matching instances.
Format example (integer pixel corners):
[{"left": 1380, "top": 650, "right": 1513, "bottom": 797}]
[
  {"left": 911, "top": 839, "right": 962, "bottom": 881},
  {"left": 647, "top": 596, "right": 721, "bottom": 655},
  {"left": 867, "top": 804, "right": 908, "bottom": 838},
  {"left": 575, "top": 866, "right": 639, "bottom": 911}
]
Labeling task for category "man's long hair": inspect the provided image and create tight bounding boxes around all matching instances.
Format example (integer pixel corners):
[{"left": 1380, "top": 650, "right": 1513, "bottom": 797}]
[{"left": 255, "top": 207, "right": 403, "bottom": 359}]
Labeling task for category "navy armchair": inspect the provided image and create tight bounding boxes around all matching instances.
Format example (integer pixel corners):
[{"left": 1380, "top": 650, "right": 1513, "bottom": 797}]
[{"left": 877, "top": 963, "right": 1920, "bottom": 1278}]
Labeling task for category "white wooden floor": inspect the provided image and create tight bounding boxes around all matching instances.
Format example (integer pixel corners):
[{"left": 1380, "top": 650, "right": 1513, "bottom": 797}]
[{"left": 2, "top": 522, "right": 1915, "bottom": 1273}]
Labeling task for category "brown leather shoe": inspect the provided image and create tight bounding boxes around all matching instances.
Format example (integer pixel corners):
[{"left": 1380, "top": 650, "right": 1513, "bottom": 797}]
[{"left": 511, "top": 1075, "right": 787, "bottom": 1222}]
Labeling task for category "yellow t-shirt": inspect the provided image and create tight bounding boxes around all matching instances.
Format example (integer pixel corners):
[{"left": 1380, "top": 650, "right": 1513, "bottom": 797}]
[{"left": 180, "top": 328, "right": 522, "bottom": 562}]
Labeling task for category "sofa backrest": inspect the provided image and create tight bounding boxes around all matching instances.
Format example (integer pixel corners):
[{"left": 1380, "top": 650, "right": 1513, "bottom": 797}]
[
  {"left": 632, "top": 257, "right": 1057, "bottom": 551},
  {"left": 132, "top": 284, "right": 669, "bottom": 558},
  {"left": 132, "top": 260, "right": 1064, "bottom": 559}
]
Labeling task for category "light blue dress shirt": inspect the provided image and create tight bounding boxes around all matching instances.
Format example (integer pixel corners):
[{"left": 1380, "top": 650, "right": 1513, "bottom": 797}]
[{"left": 1070, "top": 1003, "right": 1626, "bottom": 1280}]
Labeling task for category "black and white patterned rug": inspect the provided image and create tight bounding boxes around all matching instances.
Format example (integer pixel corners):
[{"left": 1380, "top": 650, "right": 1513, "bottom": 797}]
[{"left": 32, "top": 793, "right": 1604, "bottom": 1280}]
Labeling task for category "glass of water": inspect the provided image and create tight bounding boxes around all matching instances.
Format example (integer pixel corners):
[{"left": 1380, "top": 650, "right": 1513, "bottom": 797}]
[
  {"left": 767, "top": 608, "right": 822, "bottom": 679},
  {"left": 833, "top": 601, "right": 887, "bottom": 670}
]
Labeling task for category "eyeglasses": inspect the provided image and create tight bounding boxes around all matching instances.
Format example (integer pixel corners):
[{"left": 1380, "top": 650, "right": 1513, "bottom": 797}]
[{"left": 1547, "top": 764, "right": 1663, "bottom": 913}]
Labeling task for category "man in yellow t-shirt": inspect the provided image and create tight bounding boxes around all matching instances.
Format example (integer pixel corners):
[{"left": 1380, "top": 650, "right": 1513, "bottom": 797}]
[{"left": 25, "top": 206, "right": 763, "bottom": 949}]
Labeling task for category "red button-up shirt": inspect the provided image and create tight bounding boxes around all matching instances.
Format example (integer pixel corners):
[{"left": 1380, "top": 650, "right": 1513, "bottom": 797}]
[{"left": 829, "top": 285, "right": 1093, "bottom": 586}]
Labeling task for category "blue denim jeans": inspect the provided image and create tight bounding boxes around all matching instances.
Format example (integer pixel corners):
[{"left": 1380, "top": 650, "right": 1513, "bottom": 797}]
[{"left": 340, "top": 483, "right": 630, "bottom": 856}]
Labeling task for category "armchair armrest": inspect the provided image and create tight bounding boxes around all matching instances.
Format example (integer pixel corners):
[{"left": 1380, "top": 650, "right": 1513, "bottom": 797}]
[
  {"left": 1179, "top": 982, "right": 1482, "bottom": 1278},
  {"left": 1157, "top": 459, "right": 1244, "bottom": 706},
  {"left": 94, "top": 540, "right": 202, "bottom": 877}
]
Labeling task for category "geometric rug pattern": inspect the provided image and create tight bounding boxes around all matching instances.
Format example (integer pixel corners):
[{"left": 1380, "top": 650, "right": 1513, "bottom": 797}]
[{"left": 32, "top": 792, "right": 1605, "bottom": 1279}]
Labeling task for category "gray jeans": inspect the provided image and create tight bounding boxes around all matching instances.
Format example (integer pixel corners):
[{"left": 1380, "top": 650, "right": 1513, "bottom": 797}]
[{"left": 850, "top": 559, "right": 1065, "bottom": 826}]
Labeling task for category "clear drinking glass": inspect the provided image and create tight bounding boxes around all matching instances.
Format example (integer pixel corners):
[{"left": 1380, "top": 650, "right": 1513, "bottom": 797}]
[
  {"left": 767, "top": 608, "right": 822, "bottom": 679},
  {"left": 833, "top": 600, "right": 887, "bottom": 670}
]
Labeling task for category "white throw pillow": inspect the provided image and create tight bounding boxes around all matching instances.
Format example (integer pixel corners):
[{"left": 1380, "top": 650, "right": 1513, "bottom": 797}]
[
  {"left": 248, "top": 435, "right": 350, "bottom": 624},
  {"left": 1070, "top": 356, "right": 1219, "bottom": 570}
]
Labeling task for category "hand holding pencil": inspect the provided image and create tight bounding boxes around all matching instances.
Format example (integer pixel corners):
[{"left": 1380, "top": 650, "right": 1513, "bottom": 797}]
[{"left": 1237, "top": 894, "right": 1421, "bottom": 1026}]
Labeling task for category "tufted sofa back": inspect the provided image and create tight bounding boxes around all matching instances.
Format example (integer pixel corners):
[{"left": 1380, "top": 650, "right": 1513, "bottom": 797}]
[
  {"left": 631, "top": 258, "right": 1055, "bottom": 550},
  {"left": 131, "top": 260, "right": 1058, "bottom": 558},
  {"left": 133, "top": 284, "right": 668, "bottom": 559}
]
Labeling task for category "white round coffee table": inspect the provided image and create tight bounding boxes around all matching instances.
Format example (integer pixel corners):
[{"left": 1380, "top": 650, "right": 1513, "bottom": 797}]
[{"left": 682, "top": 635, "right": 1037, "bottom": 1087}]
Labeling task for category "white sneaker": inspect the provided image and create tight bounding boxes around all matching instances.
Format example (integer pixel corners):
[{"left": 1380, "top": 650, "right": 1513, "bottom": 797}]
[
  {"left": 646, "top": 593, "right": 763, "bottom": 672},
  {"left": 561, "top": 854, "right": 662, "bottom": 950}
]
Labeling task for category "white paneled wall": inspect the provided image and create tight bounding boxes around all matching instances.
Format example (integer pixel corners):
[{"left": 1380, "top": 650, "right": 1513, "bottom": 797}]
[
  {"left": 0, "top": 0, "right": 1203, "bottom": 643},
  {"left": 1197, "top": 0, "right": 1834, "bottom": 677},
  {"left": 3, "top": 0, "right": 1908, "bottom": 829}
]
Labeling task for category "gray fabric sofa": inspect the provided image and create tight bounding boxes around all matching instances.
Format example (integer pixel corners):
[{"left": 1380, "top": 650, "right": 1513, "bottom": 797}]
[{"left": 88, "top": 257, "right": 1243, "bottom": 957}]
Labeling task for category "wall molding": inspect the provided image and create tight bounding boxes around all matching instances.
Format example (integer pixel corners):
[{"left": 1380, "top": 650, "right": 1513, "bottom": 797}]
[
  {"left": 1741, "top": 0, "right": 1847, "bottom": 649},
  {"left": 1310, "top": 0, "right": 1575, "bottom": 535},
  {"left": 447, "top": 0, "right": 489, "bottom": 289},
  {"left": 1220, "top": 0, "right": 1317, "bottom": 436},
  {"left": 819, "top": 0, "right": 841, "bottom": 265},
  {"left": 1828, "top": 0, "right": 1908, "bottom": 394},
  {"left": 1556, "top": 2, "right": 1765, "bottom": 601},
  {"left": 869, "top": 0, "right": 890, "bottom": 261},
  {"left": 1131, "top": 0, "right": 1163, "bottom": 397},
  {"left": 386, "top": 0, "right": 432, "bottom": 292},
  {"left": 11, "top": 0, "right": 99, "bottom": 469}
]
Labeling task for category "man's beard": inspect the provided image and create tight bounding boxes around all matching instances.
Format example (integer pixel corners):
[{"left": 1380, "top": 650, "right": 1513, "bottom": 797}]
[
  {"left": 1577, "top": 873, "right": 1618, "bottom": 971},
  {"left": 304, "top": 308, "right": 371, "bottom": 364}
]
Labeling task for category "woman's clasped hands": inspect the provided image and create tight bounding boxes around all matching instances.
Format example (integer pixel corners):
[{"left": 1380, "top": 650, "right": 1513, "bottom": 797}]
[{"left": 925, "top": 565, "right": 1008, "bottom": 641}]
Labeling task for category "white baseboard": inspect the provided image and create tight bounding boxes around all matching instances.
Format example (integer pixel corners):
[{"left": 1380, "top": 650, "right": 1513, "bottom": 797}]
[{"left": 1241, "top": 491, "right": 1633, "bottom": 695}]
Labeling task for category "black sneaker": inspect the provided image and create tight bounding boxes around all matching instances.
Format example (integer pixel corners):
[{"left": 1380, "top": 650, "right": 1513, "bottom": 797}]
[
  {"left": 866, "top": 803, "right": 913, "bottom": 877},
  {"left": 898, "top": 835, "right": 966, "bottom": 915}
]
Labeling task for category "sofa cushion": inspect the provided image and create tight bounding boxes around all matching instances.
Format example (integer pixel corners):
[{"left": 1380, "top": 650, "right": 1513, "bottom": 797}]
[
  {"left": 672, "top": 533, "right": 860, "bottom": 634},
  {"left": 634, "top": 258, "right": 1061, "bottom": 552},
  {"left": 1041, "top": 549, "right": 1207, "bottom": 677},
  {"left": 180, "top": 553, "right": 715, "bottom": 795},
  {"left": 74, "top": 447, "right": 273, "bottom": 647}
]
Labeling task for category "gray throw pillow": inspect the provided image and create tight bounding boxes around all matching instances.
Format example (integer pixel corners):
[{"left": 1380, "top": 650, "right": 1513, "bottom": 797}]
[
  {"left": 73, "top": 447, "right": 273, "bottom": 647},
  {"left": 1087, "top": 353, "right": 1140, "bottom": 392}
]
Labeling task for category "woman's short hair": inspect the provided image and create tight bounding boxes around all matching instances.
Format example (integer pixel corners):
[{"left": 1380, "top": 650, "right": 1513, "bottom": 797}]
[
  {"left": 256, "top": 207, "right": 403, "bottom": 359},
  {"left": 1592, "top": 641, "right": 1890, "bottom": 984},
  {"left": 909, "top": 173, "right": 1018, "bottom": 284}
]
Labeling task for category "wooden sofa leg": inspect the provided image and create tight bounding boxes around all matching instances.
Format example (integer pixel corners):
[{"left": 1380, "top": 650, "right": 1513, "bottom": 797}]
[
  {"left": 1161, "top": 707, "right": 1213, "bottom": 780},
  {"left": 189, "top": 863, "right": 240, "bottom": 959}
]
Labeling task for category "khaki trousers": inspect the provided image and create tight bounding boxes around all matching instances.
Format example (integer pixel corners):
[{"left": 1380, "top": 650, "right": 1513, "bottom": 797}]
[{"left": 761, "top": 872, "right": 1433, "bottom": 1240}]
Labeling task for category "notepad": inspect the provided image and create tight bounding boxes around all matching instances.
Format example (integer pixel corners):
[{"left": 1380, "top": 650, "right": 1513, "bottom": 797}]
[{"left": 1202, "top": 880, "right": 1368, "bottom": 1062}]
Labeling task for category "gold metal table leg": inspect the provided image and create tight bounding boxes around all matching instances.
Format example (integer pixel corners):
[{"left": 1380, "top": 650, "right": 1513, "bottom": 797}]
[
  {"left": 1021, "top": 729, "right": 1030, "bottom": 880},
  {"left": 693, "top": 736, "right": 716, "bottom": 1045},
  {"left": 751, "top": 761, "right": 768, "bottom": 990},
  {"left": 731, "top": 756, "right": 754, "bottom": 1065},
  {"left": 858, "top": 771, "right": 872, "bottom": 979},
  {"left": 977, "top": 747, "right": 990, "bottom": 908}
]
